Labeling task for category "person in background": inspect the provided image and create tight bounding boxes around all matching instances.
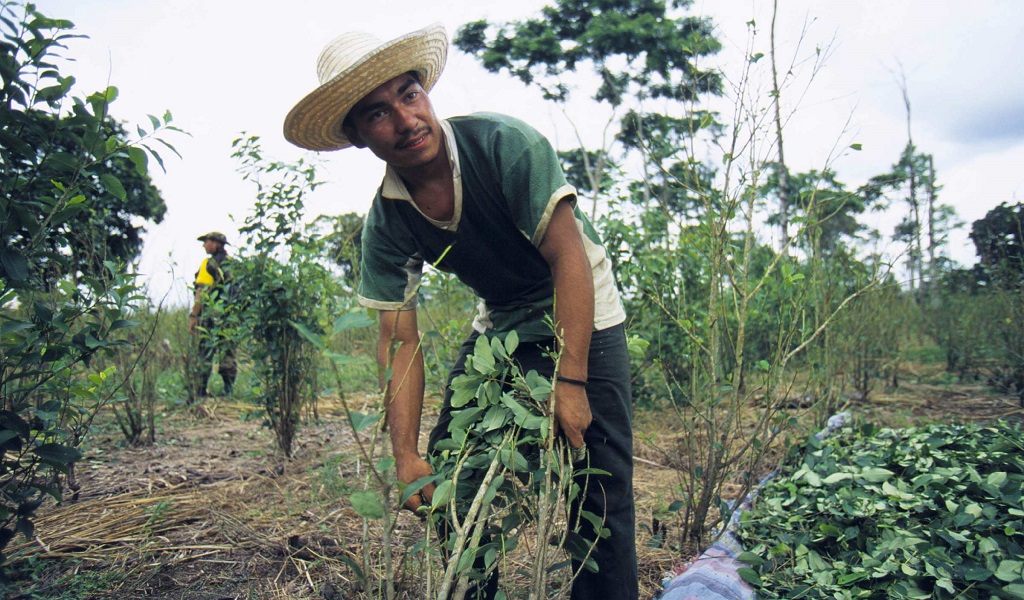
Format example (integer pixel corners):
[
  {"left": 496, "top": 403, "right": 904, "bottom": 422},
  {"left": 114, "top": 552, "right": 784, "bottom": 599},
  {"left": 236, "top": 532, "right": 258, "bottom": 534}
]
[
  {"left": 283, "top": 24, "right": 637, "bottom": 599},
  {"left": 189, "top": 231, "right": 237, "bottom": 398}
]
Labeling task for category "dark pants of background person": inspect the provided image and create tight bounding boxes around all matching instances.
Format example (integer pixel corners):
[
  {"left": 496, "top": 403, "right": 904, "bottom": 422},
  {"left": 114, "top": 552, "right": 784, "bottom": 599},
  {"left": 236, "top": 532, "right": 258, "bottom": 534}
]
[
  {"left": 428, "top": 323, "right": 638, "bottom": 600},
  {"left": 197, "top": 317, "right": 237, "bottom": 396}
]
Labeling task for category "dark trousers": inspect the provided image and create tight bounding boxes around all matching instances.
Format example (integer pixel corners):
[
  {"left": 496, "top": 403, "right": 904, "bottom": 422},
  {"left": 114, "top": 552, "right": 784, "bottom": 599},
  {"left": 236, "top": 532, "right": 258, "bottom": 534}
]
[
  {"left": 428, "top": 324, "right": 638, "bottom": 599},
  {"left": 197, "top": 318, "right": 237, "bottom": 393}
]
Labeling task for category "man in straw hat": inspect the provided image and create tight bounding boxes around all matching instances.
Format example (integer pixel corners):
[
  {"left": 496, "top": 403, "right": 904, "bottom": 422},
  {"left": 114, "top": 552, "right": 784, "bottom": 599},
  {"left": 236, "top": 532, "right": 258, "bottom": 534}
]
[{"left": 284, "top": 25, "right": 636, "bottom": 599}]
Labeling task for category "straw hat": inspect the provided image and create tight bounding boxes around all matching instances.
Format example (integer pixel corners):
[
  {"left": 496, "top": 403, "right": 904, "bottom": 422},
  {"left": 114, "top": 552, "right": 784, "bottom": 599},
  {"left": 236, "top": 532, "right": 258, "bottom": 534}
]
[{"left": 283, "top": 24, "right": 449, "bottom": 152}]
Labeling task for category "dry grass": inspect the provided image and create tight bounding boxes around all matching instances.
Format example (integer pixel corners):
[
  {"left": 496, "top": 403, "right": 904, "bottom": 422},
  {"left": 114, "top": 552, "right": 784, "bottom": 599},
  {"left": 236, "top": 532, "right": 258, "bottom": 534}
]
[{"left": 4, "top": 367, "right": 1020, "bottom": 599}]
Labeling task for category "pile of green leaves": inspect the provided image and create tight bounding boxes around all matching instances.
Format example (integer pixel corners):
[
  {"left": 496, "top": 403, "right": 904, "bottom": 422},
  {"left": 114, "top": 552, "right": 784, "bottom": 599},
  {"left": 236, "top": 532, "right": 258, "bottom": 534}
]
[{"left": 736, "top": 421, "right": 1024, "bottom": 599}]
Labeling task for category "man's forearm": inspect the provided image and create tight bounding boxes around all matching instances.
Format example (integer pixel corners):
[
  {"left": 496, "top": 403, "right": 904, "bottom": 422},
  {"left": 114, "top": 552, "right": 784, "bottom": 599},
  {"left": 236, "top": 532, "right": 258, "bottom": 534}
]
[
  {"left": 552, "top": 255, "right": 594, "bottom": 380},
  {"left": 379, "top": 329, "right": 426, "bottom": 461},
  {"left": 546, "top": 208, "right": 595, "bottom": 379},
  {"left": 376, "top": 310, "right": 435, "bottom": 510}
]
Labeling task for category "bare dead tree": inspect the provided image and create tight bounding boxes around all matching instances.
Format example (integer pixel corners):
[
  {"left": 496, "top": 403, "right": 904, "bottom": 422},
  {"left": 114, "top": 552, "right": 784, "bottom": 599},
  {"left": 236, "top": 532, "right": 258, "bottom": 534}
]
[{"left": 770, "top": 0, "right": 791, "bottom": 253}]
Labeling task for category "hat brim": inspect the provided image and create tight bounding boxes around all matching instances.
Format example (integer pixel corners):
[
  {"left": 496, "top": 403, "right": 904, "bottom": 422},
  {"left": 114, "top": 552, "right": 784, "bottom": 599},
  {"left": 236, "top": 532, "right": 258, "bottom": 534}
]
[{"left": 283, "top": 25, "right": 448, "bottom": 152}]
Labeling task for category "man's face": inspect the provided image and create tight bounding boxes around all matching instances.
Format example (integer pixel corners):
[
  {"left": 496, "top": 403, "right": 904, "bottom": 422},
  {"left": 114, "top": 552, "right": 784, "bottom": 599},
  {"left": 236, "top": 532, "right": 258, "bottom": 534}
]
[
  {"left": 203, "top": 239, "right": 219, "bottom": 254},
  {"left": 343, "top": 74, "right": 444, "bottom": 173}
]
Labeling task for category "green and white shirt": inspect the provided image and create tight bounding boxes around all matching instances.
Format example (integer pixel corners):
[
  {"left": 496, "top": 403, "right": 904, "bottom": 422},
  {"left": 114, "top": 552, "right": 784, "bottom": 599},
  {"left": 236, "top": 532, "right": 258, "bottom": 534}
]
[{"left": 357, "top": 113, "right": 625, "bottom": 342}]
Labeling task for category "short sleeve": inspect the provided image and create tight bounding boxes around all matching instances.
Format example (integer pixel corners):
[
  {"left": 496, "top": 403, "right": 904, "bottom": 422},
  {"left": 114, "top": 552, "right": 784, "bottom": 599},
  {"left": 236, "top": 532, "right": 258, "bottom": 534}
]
[
  {"left": 497, "top": 121, "right": 577, "bottom": 247},
  {"left": 357, "top": 211, "right": 424, "bottom": 311}
]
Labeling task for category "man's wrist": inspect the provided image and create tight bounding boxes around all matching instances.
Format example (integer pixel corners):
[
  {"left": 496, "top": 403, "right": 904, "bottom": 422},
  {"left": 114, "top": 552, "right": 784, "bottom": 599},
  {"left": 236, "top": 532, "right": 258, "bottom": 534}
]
[
  {"left": 556, "top": 375, "right": 588, "bottom": 387},
  {"left": 393, "top": 447, "right": 421, "bottom": 462}
]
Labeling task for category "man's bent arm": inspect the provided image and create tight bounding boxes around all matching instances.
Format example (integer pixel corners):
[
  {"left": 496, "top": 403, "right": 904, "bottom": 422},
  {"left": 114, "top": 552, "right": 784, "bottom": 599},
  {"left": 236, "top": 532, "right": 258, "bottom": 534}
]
[
  {"left": 377, "top": 309, "right": 434, "bottom": 510},
  {"left": 538, "top": 199, "right": 595, "bottom": 449}
]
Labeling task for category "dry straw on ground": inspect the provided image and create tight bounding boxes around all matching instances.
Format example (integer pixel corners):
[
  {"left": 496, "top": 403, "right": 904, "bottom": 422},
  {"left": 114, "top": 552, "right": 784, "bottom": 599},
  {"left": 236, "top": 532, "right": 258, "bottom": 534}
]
[{"left": 6, "top": 377, "right": 1020, "bottom": 598}]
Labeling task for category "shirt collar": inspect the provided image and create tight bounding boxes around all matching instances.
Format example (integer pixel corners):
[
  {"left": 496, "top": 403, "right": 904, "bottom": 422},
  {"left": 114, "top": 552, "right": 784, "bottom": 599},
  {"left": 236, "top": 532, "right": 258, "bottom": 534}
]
[{"left": 380, "top": 118, "right": 460, "bottom": 201}]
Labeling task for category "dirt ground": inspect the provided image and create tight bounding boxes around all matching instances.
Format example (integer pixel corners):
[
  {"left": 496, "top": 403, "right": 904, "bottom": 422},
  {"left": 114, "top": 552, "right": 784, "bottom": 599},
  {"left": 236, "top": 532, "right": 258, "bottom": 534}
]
[{"left": 4, "top": 369, "right": 1022, "bottom": 600}]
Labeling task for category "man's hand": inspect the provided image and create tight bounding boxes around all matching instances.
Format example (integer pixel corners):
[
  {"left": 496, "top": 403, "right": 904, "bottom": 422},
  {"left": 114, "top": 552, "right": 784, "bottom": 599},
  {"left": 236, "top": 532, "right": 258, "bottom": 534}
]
[
  {"left": 553, "top": 382, "right": 592, "bottom": 450},
  {"left": 188, "top": 315, "right": 197, "bottom": 334},
  {"left": 396, "top": 455, "right": 436, "bottom": 512}
]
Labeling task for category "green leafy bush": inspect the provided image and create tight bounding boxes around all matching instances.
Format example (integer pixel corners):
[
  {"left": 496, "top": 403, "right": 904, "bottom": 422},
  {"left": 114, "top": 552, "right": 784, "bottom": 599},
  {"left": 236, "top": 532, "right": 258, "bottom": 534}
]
[
  {"left": 0, "top": 2, "right": 177, "bottom": 563},
  {"left": 425, "top": 331, "right": 605, "bottom": 597},
  {"left": 230, "top": 135, "right": 340, "bottom": 457},
  {"left": 737, "top": 421, "right": 1024, "bottom": 599}
]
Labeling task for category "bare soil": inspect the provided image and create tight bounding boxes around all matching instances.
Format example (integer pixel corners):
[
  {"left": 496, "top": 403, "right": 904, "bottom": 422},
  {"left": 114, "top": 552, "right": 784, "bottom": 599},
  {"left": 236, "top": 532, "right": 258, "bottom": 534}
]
[{"left": 4, "top": 367, "right": 1021, "bottom": 600}]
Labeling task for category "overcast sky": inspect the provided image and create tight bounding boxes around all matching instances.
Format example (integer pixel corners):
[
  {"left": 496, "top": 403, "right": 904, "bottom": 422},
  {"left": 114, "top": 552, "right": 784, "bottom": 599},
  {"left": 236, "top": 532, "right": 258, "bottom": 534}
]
[{"left": 32, "top": 0, "right": 1024, "bottom": 306}]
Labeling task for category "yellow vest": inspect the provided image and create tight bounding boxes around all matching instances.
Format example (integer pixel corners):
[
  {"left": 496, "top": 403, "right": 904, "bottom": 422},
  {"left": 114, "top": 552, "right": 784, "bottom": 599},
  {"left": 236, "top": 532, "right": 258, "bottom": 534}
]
[{"left": 195, "top": 258, "right": 214, "bottom": 286}]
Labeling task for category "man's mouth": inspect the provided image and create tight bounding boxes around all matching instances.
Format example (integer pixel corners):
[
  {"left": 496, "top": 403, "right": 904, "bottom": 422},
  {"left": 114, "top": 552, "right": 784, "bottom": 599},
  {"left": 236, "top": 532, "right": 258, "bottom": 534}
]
[{"left": 398, "top": 129, "right": 430, "bottom": 150}]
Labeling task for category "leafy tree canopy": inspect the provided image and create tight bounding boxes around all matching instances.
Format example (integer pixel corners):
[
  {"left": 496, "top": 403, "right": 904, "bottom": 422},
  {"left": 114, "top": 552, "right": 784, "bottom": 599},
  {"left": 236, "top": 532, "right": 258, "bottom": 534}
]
[
  {"left": 970, "top": 201, "right": 1024, "bottom": 287},
  {"left": 456, "top": 0, "right": 722, "bottom": 106},
  {"left": 311, "top": 212, "right": 363, "bottom": 289},
  {"left": 0, "top": 2, "right": 171, "bottom": 286},
  {"left": 762, "top": 166, "right": 868, "bottom": 255},
  {"left": 455, "top": 0, "right": 725, "bottom": 220}
]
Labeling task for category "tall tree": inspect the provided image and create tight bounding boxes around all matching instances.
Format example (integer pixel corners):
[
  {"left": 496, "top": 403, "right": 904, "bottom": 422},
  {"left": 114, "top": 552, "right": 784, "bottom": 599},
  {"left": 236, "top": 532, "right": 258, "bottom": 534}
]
[
  {"left": 861, "top": 143, "right": 959, "bottom": 292},
  {"left": 899, "top": 71, "right": 922, "bottom": 289},
  {"left": 861, "top": 143, "right": 932, "bottom": 290},
  {"left": 455, "top": 0, "right": 723, "bottom": 218},
  {"left": 860, "top": 72, "right": 957, "bottom": 291}
]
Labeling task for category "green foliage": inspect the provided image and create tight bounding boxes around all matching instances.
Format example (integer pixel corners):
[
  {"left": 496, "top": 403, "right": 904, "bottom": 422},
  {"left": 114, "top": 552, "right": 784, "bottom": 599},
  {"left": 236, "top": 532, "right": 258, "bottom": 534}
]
[
  {"left": 455, "top": 0, "right": 724, "bottom": 215},
  {"left": 417, "top": 268, "right": 478, "bottom": 399},
  {"left": 860, "top": 143, "right": 955, "bottom": 290},
  {"left": 984, "top": 285, "right": 1024, "bottom": 404},
  {"left": 531, "top": 0, "right": 892, "bottom": 548},
  {"left": 0, "top": 3, "right": 177, "bottom": 284},
  {"left": 426, "top": 331, "right": 604, "bottom": 595},
  {"left": 104, "top": 300, "right": 175, "bottom": 446},
  {"left": 597, "top": 66, "right": 891, "bottom": 553},
  {"left": 737, "top": 421, "right": 1024, "bottom": 599},
  {"left": 556, "top": 147, "right": 623, "bottom": 201},
  {"left": 923, "top": 205, "right": 1024, "bottom": 403},
  {"left": 456, "top": 0, "right": 722, "bottom": 106},
  {"left": 830, "top": 279, "right": 912, "bottom": 401},
  {"left": 762, "top": 167, "right": 868, "bottom": 256},
  {"left": 921, "top": 276, "right": 993, "bottom": 378},
  {"left": 0, "top": 1, "right": 179, "bottom": 564},
  {"left": 602, "top": 211, "right": 705, "bottom": 400},
  {"left": 310, "top": 212, "right": 364, "bottom": 290},
  {"left": 970, "top": 202, "right": 1023, "bottom": 288},
  {"left": 230, "top": 135, "right": 340, "bottom": 457},
  {"left": 0, "top": 268, "right": 141, "bottom": 560}
]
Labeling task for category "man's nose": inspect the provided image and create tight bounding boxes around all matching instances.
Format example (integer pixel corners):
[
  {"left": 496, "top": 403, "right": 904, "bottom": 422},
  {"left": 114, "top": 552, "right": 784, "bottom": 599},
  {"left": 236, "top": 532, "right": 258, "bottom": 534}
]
[{"left": 393, "top": 105, "right": 419, "bottom": 131}]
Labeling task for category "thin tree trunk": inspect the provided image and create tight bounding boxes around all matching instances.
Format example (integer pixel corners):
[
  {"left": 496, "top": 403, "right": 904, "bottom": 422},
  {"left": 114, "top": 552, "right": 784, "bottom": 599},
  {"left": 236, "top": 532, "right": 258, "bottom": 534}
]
[
  {"left": 899, "top": 70, "right": 921, "bottom": 291},
  {"left": 927, "top": 155, "right": 937, "bottom": 285},
  {"left": 770, "top": 0, "right": 790, "bottom": 254}
]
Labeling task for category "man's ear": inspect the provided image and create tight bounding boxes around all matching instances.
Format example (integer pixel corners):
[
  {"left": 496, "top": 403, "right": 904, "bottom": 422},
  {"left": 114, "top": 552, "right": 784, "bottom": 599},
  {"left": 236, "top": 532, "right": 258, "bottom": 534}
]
[{"left": 342, "top": 122, "right": 366, "bottom": 149}]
